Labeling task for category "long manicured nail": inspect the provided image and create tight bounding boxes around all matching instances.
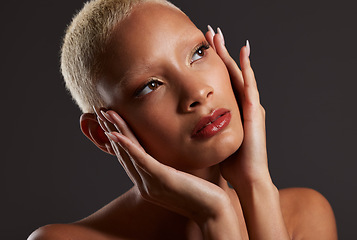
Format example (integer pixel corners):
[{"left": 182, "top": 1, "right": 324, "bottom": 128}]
[
  {"left": 217, "top": 27, "right": 225, "bottom": 45},
  {"left": 207, "top": 25, "right": 215, "bottom": 36},
  {"left": 101, "top": 110, "right": 115, "bottom": 123},
  {"left": 97, "top": 117, "right": 107, "bottom": 132},
  {"left": 246, "top": 40, "right": 250, "bottom": 57},
  {"left": 103, "top": 120, "right": 113, "bottom": 133},
  {"left": 105, "top": 132, "right": 119, "bottom": 142},
  {"left": 92, "top": 106, "right": 104, "bottom": 121}
]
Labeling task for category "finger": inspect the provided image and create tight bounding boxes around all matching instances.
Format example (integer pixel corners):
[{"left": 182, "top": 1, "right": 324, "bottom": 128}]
[
  {"left": 205, "top": 25, "right": 216, "bottom": 50},
  {"left": 98, "top": 110, "right": 148, "bottom": 185},
  {"left": 93, "top": 105, "right": 117, "bottom": 133},
  {"left": 105, "top": 132, "right": 143, "bottom": 186},
  {"left": 93, "top": 107, "right": 147, "bottom": 189},
  {"left": 93, "top": 105, "right": 114, "bottom": 132},
  {"left": 92, "top": 106, "right": 107, "bottom": 122},
  {"left": 103, "top": 110, "right": 141, "bottom": 147},
  {"left": 213, "top": 29, "right": 244, "bottom": 103},
  {"left": 106, "top": 131, "right": 186, "bottom": 206},
  {"left": 239, "top": 41, "right": 260, "bottom": 106},
  {"left": 94, "top": 113, "right": 117, "bottom": 155},
  {"left": 97, "top": 116, "right": 108, "bottom": 132},
  {"left": 104, "top": 142, "right": 116, "bottom": 155},
  {"left": 105, "top": 134, "right": 124, "bottom": 164},
  {"left": 109, "top": 131, "right": 162, "bottom": 177},
  {"left": 99, "top": 110, "right": 119, "bottom": 131},
  {"left": 96, "top": 116, "right": 116, "bottom": 134}
]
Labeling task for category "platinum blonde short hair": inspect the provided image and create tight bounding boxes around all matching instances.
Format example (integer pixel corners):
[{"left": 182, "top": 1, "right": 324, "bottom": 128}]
[{"left": 60, "top": 0, "right": 178, "bottom": 113}]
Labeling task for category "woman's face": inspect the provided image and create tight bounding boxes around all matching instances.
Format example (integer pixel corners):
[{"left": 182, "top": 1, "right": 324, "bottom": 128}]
[{"left": 97, "top": 2, "right": 243, "bottom": 171}]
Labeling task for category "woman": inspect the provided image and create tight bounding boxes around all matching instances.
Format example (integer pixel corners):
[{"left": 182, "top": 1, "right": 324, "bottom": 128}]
[{"left": 29, "top": 0, "right": 337, "bottom": 239}]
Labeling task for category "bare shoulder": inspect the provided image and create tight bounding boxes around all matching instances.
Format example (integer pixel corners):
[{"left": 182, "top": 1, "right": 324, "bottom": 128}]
[
  {"left": 27, "top": 223, "right": 114, "bottom": 240},
  {"left": 27, "top": 188, "right": 139, "bottom": 240},
  {"left": 279, "top": 187, "right": 337, "bottom": 240}
]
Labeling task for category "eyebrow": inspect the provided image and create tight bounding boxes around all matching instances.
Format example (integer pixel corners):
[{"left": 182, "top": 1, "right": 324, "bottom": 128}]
[
  {"left": 118, "top": 64, "right": 152, "bottom": 89},
  {"left": 117, "top": 31, "right": 205, "bottom": 88}
]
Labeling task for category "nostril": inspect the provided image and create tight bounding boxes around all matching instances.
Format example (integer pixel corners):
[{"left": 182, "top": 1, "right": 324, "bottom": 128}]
[{"left": 189, "top": 101, "right": 199, "bottom": 108}]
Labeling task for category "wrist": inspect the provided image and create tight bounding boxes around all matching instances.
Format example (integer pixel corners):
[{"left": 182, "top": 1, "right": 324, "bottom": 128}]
[
  {"left": 198, "top": 197, "right": 242, "bottom": 240},
  {"left": 235, "top": 177, "right": 278, "bottom": 199},
  {"left": 192, "top": 190, "right": 232, "bottom": 225},
  {"left": 230, "top": 169, "right": 273, "bottom": 192},
  {"left": 233, "top": 179, "right": 290, "bottom": 239}
]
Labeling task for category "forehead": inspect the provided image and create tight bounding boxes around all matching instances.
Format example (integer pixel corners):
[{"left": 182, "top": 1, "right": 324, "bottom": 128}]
[{"left": 103, "top": 2, "right": 202, "bottom": 85}]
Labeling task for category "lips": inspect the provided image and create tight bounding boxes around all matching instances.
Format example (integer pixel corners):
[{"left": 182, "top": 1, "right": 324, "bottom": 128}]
[{"left": 191, "top": 108, "right": 231, "bottom": 139}]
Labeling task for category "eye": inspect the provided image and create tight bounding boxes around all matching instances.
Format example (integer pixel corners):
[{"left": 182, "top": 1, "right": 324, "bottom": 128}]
[
  {"left": 191, "top": 42, "right": 210, "bottom": 64},
  {"left": 191, "top": 47, "right": 205, "bottom": 62},
  {"left": 137, "top": 79, "right": 163, "bottom": 97}
]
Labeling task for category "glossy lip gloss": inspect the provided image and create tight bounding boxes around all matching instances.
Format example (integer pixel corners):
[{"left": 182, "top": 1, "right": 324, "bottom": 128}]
[{"left": 191, "top": 108, "right": 231, "bottom": 139}]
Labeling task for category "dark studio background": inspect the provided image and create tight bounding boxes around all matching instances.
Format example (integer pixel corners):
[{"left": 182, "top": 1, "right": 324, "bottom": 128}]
[{"left": 1, "top": 0, "right": 356, "bottom": 239}]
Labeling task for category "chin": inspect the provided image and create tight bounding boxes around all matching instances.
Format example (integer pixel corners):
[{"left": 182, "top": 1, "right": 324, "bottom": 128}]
[
  {"left": 215, "top": 132, "right": 243, "bottom": 163},
  {"left": 182, "top": 131, "right": 243, "bottom": 171},
  {"left": 147, "top": 127, "right": 243, "bottom": 172}
]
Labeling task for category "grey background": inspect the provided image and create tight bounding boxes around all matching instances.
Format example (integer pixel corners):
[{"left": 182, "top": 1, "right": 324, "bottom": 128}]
[{"left": 1, "top": 0, "right": 356, "bottom": 239}]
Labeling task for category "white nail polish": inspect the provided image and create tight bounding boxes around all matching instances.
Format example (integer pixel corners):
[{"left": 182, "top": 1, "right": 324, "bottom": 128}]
[
  {"left": 217, "top": 27, "right": 225, "bottom": 45},
  {"left": 207, "top": 25, "right": 215, "bottom": 36},
  {"left": 246, "top": 40, "right": 250, "bottom": 57},
  {"left": 105, "top": 132, "right": 119, "bottom": 142}
]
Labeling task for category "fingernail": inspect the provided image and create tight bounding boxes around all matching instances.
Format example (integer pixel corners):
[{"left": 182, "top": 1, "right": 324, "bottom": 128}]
[
  {"left": 105, "top": 132, "right": 119, "bottom": 142},
  {"left": 97, "top": 117, "right": 107, "bottom": 132},
  {"left": 101, "top": 110, "right": 115, "bottom": 123},
  {"left": 92, "top": 106, "right": 103, "bottom": 121},
  {"left": 217, "top": 27, "right": 225, "bottom": 45},
  {"left": 103, "top": 120, "right": 112, "bottom": 133},
  {"left": 207, "top": 25, "right": 215, "bottom": 36},
  {"left": 246, "top": 39, "right": 250, "bottom": 57}
]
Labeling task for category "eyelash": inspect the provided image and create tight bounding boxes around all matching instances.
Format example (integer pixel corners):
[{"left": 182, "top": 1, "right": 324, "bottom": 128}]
[
  {"left": 135, "top": 41, "right": 210, "bottom": 97},
  {"left": 190, "top": 41, "right": 210, "bottom": 64},
  {"left": 135, "top": 78, "right": 163, "bottom": 97}
]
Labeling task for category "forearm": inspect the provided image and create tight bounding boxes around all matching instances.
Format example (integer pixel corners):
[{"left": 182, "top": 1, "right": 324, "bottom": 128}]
[
  {"left": 199, "top": 200, "right": 243, "bottom": 240},
  {"left": 234, "top": 178, "right": 290, "bottom": 240}
]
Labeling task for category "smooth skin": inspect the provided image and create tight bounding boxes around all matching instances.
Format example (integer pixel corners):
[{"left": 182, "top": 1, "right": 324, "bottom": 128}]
[{"left": 29, "top": 3, "right": 337, "bottom": 240}]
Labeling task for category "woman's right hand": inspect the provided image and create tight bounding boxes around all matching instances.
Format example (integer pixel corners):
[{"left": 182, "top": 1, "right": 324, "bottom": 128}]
[{"left": 94, "top": 109, "right": 242, "bottom": 239}]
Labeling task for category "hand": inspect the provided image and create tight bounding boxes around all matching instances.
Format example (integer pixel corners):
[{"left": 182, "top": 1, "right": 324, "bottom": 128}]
[
  {"left": 93, "top": 108, "right": 241, "bottom": 238},
  {"left": 205, "top": 27, "right": 290, "bottom": 239},
  {"left": 205, "top": 27, "right": 270, "bottom": 188}
]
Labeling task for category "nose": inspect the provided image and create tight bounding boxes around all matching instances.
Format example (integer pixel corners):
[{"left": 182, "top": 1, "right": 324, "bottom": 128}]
[{"left": 178, "top": 77, "right": 214, "bottom": 113}]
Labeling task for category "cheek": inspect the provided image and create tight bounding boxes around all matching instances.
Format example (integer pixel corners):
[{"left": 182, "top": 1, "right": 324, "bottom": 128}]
[
  {"left": 207, "top": 58, "right": 235, "bottom": 98},
  {"left": 130, "top": 106, "right": 175, "bottom": 137},
  {"left": 122, "top": 98, "right": 183, "bottom": 161},
  {"left": 206, "top": 53, "right": 231, "bottom": 82}
]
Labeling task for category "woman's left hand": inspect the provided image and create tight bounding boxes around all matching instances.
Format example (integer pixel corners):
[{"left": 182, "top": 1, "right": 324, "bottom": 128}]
[
  {"left": 205, "top": 27, "right": 290, "bottom": 240},
  {"left": 205, "top": 28, "right": 270, "bottom": 187}
]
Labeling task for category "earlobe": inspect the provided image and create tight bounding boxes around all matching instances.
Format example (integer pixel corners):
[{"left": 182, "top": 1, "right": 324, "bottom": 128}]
[{"left": 80, "top": 113, "right": 115, "bottom": 155}]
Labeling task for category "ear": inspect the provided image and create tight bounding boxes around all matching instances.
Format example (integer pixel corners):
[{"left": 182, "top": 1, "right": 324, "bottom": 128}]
[{"left": 80, "top": 113, "right": 115, "bottom": 155}]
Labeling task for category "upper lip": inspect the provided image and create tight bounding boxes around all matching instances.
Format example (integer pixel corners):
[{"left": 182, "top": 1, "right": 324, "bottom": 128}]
[{"left": 191, "top": 108, "right": 230, "bottom": 136}]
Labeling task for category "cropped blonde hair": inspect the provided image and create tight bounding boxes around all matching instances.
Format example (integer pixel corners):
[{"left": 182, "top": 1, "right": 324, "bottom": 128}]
[{"left": 61, "top": 0, "right": 178, "bottom": 113}]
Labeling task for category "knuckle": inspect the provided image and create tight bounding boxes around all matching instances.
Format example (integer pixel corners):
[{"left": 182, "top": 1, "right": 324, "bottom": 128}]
[
  {"left": 260, "top": 105, "right": 266, "bottom": 115},
  {"left": 245, "top": 102, "right": 266, "bottom": 117}
]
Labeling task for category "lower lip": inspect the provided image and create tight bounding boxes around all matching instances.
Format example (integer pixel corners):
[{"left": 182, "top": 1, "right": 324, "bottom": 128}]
[{"left": 192, "top": 112, "right": 231, "bottom": 139}]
